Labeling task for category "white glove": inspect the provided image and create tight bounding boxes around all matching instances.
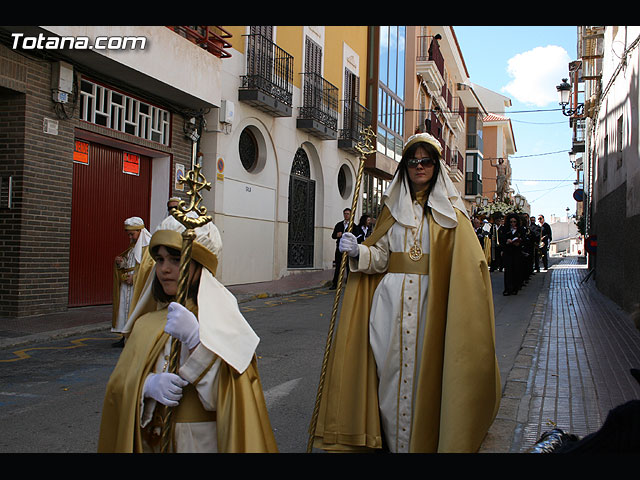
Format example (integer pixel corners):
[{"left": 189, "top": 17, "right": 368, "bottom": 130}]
[
  {"left": 339, "top": 232, "right": 359, "bottom": 257},
  {"left": 143, "top": 372, "right": 188, "bottom": 407},
  {"left": 165, "top": 302, "right": 200, "bottom": 350}
]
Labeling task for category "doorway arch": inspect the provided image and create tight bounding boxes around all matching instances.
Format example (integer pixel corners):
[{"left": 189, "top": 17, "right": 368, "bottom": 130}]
[{"left": 287, "top": 147, "right": 315, "bottom": 267}]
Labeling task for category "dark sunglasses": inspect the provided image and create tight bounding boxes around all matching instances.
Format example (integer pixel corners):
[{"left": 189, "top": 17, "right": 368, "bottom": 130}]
[{"left": 407, "top": 157, "right": 437, "bottom": 168}]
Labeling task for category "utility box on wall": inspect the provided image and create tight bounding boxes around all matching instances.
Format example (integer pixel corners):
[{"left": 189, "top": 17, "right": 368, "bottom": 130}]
[
  {"left": 219, "top": 100, "right": 234, "bottom": 124},
  {"left": 51, "top": 60, "right": 74, "bottom": 103}
]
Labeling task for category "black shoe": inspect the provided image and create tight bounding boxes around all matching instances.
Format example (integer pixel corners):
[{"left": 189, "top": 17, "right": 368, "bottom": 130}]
[{"left": 503, "top": 291, "right": 510, "bottom": 296}]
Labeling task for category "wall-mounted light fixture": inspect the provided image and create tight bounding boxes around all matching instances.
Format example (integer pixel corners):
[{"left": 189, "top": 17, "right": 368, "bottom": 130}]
[
  {"left": 556, "top": 78, "right": 584, "bottom": 117},
  {"left": 569, "top": 149, "right": 583, "bottom": 170}
]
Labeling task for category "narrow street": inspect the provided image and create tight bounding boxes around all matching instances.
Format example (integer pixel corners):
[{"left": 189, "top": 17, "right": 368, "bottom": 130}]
[{"left": 0, "top": 265, "right": 551, "bottom": 453}]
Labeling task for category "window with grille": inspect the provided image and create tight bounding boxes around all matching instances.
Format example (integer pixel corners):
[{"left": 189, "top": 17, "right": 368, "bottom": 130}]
[
  {"left": 239, "top": 127, "right": 258, "bottom": 172},
  {"left": 79, "top": 78, "right": 170, "bottom": 146}
]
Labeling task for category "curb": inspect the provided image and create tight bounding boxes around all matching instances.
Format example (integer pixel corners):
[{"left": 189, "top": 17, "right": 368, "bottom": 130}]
[
  {"left": 479, "top": 265, "right": 553, "bottom": 453},
  {"left": 0, "top": 284, "right": 331, "bottom": 351}
]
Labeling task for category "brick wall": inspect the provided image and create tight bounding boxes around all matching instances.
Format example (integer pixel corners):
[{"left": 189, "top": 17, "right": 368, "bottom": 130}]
[
  {"left": 0, "top": 88, "right": 25, "bottom": 316},
  {"left": 0, "top": 43, "right": 194, "bottom": 318}
]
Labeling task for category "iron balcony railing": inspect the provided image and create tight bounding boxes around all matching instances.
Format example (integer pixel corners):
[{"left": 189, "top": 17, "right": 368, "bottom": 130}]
[
  {"left": 167, "top": 26, "right": 232, "bottom": 58},
  {"left": 299, "top": 72, "right": 339, "bottom": 132},
  {"left": 426, "top": 111, "right": 443, "bottom": 145},
  {"left": 240, "top": 33, "right": 294, "bottom": 107},
  {"left": 573, "top": 117, "right": 586, "bottom": 143},
  {"left": 449, "top": 149, "right": 463, "bottom": 173},
  {"left": 339, "top": 99, "right": 372, "bottom": 142},
  {"left": 416, "top": 35, "right": 445, "bottom": 78},
  {"left": 456, "top": 96, "right": 465, "bottom": 122}
]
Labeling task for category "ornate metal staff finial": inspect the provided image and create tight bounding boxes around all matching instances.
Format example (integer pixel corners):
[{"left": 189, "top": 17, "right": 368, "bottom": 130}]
[
  {"left": 307, "top": 125, "right": 376, "bottom": 453},
  {"left": 172, "top": 158, "right": 212, "bottom": 230},
  {"left": 354, "top": 125, "right": 376, "bottom": 157}
]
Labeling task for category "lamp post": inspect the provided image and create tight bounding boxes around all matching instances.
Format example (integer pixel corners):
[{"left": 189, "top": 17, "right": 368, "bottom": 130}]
[{"left": 556, "top": 78, "right": 584, "bottom": 117}]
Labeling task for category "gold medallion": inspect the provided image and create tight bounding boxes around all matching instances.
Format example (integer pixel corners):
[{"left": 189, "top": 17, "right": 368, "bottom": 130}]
[{"left": 409, "top": 243, "right": 423, "bottom": 261}]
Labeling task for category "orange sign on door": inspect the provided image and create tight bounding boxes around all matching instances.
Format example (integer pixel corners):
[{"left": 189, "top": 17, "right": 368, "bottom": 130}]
[
  {"left": 73, "top": 140, "right": 89, "bottom": 164},
  {"left": 123, "top": 152, "right": 140, "bottom": 175}
]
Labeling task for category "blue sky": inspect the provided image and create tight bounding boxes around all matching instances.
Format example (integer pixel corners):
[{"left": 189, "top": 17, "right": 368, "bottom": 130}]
[{"left": 453, "top": 25, "right": 579, "bottom": 223}]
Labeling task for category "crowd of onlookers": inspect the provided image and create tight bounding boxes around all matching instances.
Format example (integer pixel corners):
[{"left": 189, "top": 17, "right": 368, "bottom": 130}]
[
  {"left": 329, "top": 206, "right": 554, "bottom": 297},
  {"left": 473, "top": 211, "right": 552, "bottom": 296}
]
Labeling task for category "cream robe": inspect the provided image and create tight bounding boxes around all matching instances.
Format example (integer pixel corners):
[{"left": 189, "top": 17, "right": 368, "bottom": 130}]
[
  {"left": 313, "top": 206, "right": 501, "bottom": 453},
  {"left": 113, "top": 228, "right": 151, "bottom": 333},
  {"left": 113, "top": 247, "right": 136, "bottom": 333},
  {"left": 350, "top": 197, "right": 430, "bottom": 452},
  {"left": 140, "top": 319, "right": 222, "bottom": 453}
]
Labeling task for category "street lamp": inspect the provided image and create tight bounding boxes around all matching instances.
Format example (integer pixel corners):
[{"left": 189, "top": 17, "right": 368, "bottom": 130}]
[
  {"left": 569, "top": 149, "right": 577, "bottom": 170},
  {"left": 474, "top": 194, "right": 483, "bottom": 214},
  {"left": 556, "top": 78, "right": 584, "bottom": 117},
  {"left": 514, "top": 193, "right": 523, "bottom": 212}
]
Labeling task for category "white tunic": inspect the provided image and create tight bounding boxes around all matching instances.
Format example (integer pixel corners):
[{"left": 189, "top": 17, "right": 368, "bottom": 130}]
[
  {"left": 140, "top": 340, "right": 221, "bottom": 453},
  {"left": 350, "top": 198, "right": 430, "bottom": 453},
  {"left": 113, "top": 248, "right": 136, "bottom": 333}
]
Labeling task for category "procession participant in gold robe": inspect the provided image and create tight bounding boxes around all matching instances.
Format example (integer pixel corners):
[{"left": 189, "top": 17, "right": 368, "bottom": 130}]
[
  {"left": 313, "top": 133, "right": 501, "bottom": 453},
  {"left": 112, "top": 217, "right": 151, "bottom": 347},
  {"left": 98, "top": 215, "right": 277, "bottom": 453}
]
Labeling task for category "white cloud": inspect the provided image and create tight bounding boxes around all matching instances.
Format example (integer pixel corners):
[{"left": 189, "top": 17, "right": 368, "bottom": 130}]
[{"left": 501, "top": 45, "right": 571, "bottom": 107}]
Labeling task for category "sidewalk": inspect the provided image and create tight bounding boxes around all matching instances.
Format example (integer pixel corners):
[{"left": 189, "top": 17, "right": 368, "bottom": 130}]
[
  {"left": 480, "top": 256, "right": 640, "bottom": 453},
  {"left": 0, "top": 269, "right": 333, "bottom": 350},
  {"left": 2, "top": 258, "right": 639, "bottom": 453}
]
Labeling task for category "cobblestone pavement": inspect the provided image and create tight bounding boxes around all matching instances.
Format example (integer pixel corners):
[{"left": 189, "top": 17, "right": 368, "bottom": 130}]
[{"left": 481, "top": 257, "right": 640, "bottom": 453}]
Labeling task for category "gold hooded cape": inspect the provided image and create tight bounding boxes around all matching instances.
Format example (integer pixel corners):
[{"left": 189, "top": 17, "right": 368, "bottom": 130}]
[
  {"left": 98, "top": 304, "right": 278, "bottom": 453},
  {"left": 313, "top": 205, "right": 501, "bottom": 453}
]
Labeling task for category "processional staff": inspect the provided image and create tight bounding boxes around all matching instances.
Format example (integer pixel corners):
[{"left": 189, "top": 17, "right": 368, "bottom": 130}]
[
  {"left": 306, "top": 125, "right": 376, "bottom": 453},
  {"left": 157, "top": 152, "right": 212, "bottom": 453}
]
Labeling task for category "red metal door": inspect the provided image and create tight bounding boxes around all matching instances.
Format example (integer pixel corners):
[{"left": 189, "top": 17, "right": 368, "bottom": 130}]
[{"left": 69, "top": 140, "right": 151, "bottom": 307}]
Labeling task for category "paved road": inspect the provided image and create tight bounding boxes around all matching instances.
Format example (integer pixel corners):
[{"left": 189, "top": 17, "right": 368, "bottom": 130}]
[{"left": 0, "top": 270, "right": 542, "bottom": 453}]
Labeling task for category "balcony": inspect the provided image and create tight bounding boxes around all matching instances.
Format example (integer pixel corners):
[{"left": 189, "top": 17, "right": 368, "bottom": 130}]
[
  {"left": 239, "top": 33, "right": 294, "bottom": 117},
  {"left": 167, "top": 26, "right": 232, "bottom": 59},
  {"left": 425, "top": 111, "right": 444, "bottom": 146},
  {"left": 467, "top": 132, "right": 483, "bottom": 152},
  {"left": 297, "top": 72, "right": 338, "bottom": 140},
  {"left": 450, "top": 97, "right": 465, "bottom": 132},
  {"left": 447, "top": 149, "right": 464, "bottom": 183},
  {"left": 338, "top": 100, "right": 372, "bottom": 154},
  {"left": 572, "top": 117, "right": 586, "bottom": 153},
  {"left": 416, "top": 35, "right": 445, "bottom": 94}
]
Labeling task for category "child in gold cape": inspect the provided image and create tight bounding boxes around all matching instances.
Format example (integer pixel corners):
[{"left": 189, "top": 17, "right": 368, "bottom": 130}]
[{"left": 98, "top": 216, "right": 277, "bottom": 453}]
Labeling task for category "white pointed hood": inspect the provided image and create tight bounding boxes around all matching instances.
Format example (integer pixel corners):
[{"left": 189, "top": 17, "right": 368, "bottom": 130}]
[{"left": 383, "top": 133, "right": 468, "bottom": 229}]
